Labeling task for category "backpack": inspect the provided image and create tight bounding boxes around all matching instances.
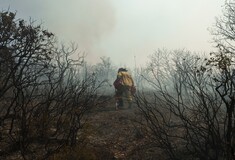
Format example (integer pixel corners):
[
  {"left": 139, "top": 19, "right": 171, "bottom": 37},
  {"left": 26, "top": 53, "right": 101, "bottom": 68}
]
[{"left": 113, "top": 78, "right": 123, "bottom": 89}]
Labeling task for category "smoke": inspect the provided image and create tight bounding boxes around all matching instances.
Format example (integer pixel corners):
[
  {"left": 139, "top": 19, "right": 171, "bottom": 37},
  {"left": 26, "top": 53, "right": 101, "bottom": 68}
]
[
  {"left": 43, "top": 0, "right": 117, "bottom": 63},
  {"left": 1, "top": 0, "right": 116, "bottom": 63},
  {"left": 1, "top": 0, "right": 223, "bottom": 68}
]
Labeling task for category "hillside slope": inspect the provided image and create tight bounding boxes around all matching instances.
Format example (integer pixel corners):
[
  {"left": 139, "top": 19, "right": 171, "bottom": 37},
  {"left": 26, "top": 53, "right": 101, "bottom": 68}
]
[{"left": 85, "top": 100, "right": 164, "bottom": 160}]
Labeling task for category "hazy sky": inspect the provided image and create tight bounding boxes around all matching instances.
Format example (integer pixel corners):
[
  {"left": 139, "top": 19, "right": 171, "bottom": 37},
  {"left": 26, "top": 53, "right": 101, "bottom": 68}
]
[{"left": 1, "top": 0, "right": 224, "bottom": 68}]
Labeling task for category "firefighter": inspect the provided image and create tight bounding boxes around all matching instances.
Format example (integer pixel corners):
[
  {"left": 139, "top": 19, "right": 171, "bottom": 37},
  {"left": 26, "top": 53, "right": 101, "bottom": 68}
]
[{"left": 113, "top": 68, "right": 135, "bottom": 109}]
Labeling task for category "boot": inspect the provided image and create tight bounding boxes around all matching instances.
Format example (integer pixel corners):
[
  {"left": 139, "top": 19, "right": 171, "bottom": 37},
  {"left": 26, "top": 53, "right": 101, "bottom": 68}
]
[
  {"left": 118, "top": 99, "right": 124, "bottom": 107},
  {"left": 116, "top": 99, "right": 124, "bottom": 110}
]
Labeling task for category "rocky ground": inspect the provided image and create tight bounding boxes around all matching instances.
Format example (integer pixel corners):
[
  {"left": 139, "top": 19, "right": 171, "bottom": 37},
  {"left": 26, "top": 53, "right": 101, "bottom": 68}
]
[
  {"left": 1, "top": 98, "right": 165, "bottom": 160},
  {"left": 84, "top": 99, "right": 163, "bottom": 160}
]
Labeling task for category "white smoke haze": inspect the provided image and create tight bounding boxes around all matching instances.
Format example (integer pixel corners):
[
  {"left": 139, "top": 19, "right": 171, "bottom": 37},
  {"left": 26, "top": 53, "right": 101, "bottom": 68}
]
[
  {"left": 43, "top": 0, "right": 116, "bottom": 64},
  {"left": 1, "top": 0, "right": 116, "bottom": 63},
  {"left": 0, "top": 0, "right": 224, "bottom": 68}
]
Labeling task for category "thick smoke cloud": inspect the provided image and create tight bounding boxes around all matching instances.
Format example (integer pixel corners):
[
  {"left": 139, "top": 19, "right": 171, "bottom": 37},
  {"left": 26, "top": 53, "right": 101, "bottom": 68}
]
[
  {"left": 1, "top": 0, "right": 224, "bottom": 68},
  {"left": 1, "top": 0, "right": 116, "bottom": 63}
]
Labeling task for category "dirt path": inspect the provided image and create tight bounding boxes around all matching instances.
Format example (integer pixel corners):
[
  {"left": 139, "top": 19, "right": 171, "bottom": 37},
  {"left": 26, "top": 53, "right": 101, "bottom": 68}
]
[{"left": 86, "top": 104, "right": 146, "bottom": 159}]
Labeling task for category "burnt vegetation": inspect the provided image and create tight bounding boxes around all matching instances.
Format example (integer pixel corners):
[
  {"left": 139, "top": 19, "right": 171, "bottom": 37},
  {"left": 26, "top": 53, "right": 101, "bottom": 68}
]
[
  {"left": 1, "top": 1, "right": 235, "bottom": 160},
  {"left": 0, "top": 11, "right": 111, "bottom": 159}
]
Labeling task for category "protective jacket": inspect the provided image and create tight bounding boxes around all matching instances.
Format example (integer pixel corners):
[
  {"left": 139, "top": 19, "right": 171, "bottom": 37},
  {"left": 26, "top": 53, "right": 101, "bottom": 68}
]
[{"left": 117, "top": 71, "right": 134, "bottom": 87}]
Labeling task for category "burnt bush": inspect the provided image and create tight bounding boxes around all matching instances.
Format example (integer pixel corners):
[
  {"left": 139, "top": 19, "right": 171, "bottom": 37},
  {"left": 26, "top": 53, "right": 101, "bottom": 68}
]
[{"left": 0, "top": 11, "right": 105, "bottom": 159}]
